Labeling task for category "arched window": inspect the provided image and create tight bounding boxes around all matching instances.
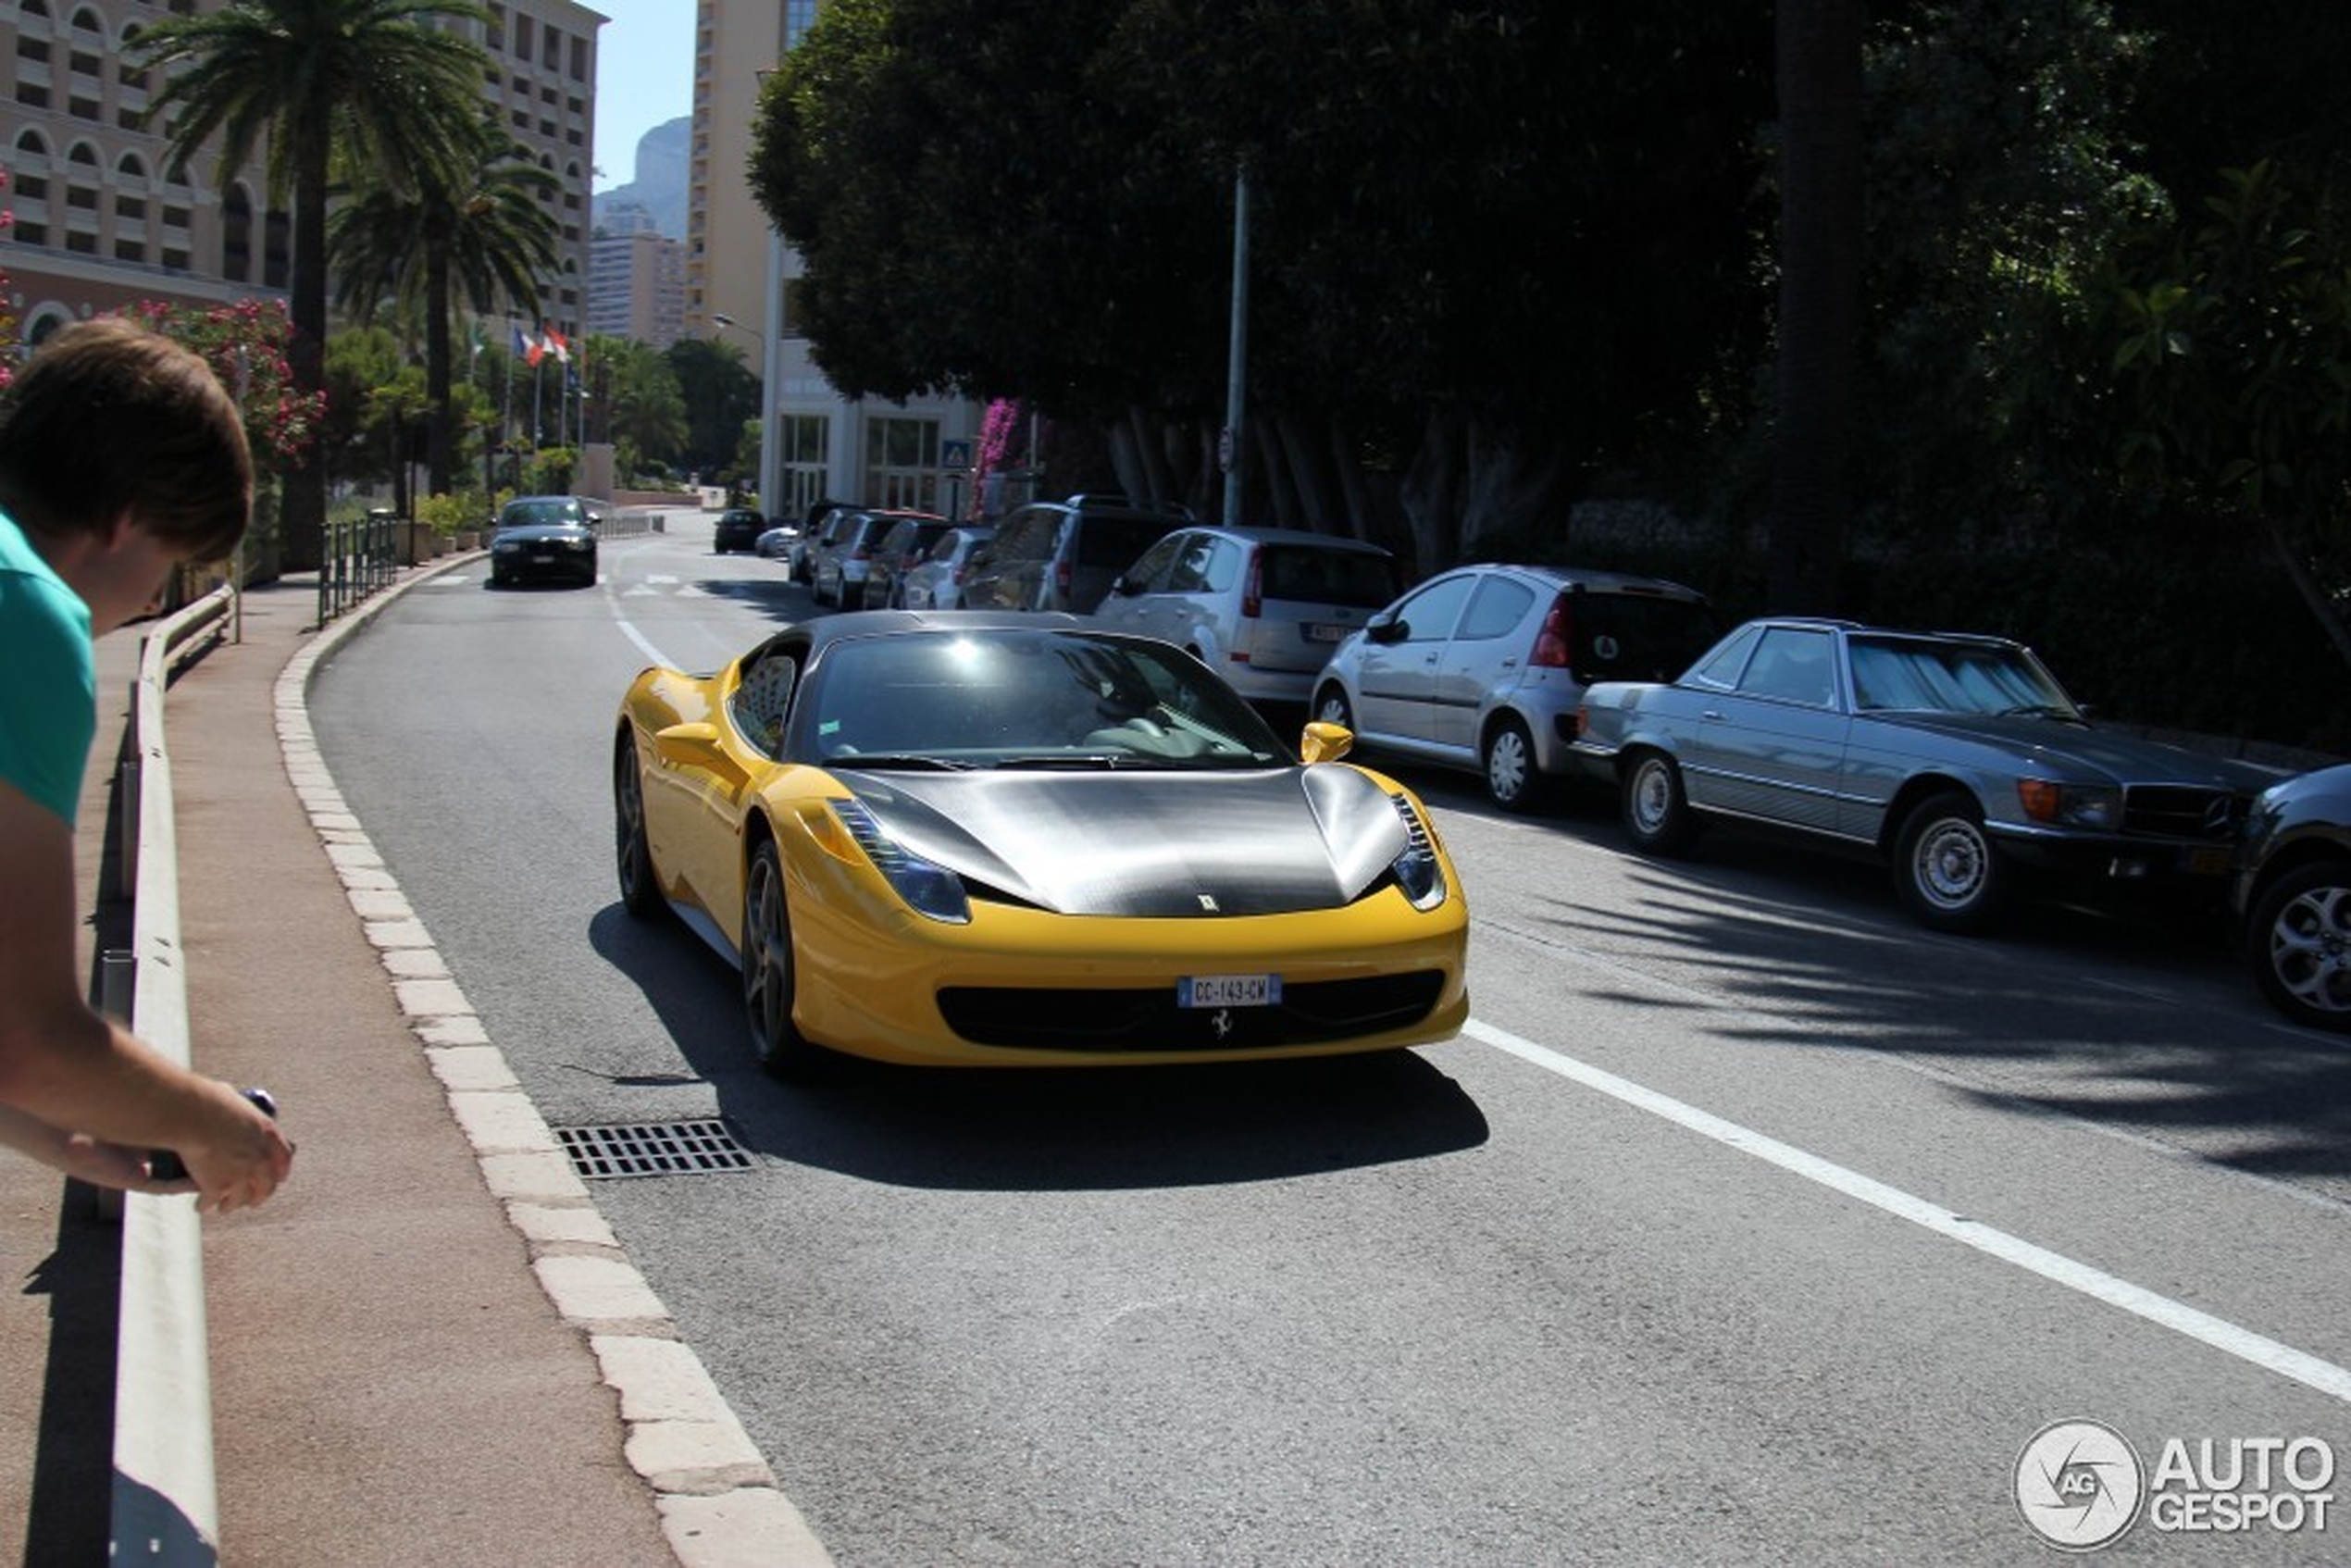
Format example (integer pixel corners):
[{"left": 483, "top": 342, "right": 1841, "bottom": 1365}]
[
  {"left": 262, "top": 204, "right": 291, "bottom": 289},
  {"left": 63, "top": 141, "right": 100, "bottom": 255},
  {"left": 112, "top": 152, "right": 150, "bottom": 263},
  {"left": 222, "top": 183, "right": 254, "bottom": 282}
]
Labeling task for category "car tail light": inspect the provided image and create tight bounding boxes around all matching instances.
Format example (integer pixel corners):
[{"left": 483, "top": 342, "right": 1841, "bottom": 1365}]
[
  {"left": 1531, "top": 597, "right": 1573, "bottom": 667},
  {"left": 1241, "top": 548, "right": 1263, "bottom": 618}
]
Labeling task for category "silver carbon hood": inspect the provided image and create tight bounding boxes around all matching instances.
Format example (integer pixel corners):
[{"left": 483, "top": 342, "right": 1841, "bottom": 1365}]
[{"left": 835, "top": 765, "right": 1412, "bottom": 916}]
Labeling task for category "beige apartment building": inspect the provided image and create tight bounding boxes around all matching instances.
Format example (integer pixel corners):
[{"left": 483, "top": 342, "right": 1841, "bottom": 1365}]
[
  {"left": 587, "top": 208, "right": 685, "bottom": 348},
  {"left": 690, "top": 0, "right": 980, "bottom": 521},
  {"left": 1, "top": 0, "right": 600, "bottom": 359}
]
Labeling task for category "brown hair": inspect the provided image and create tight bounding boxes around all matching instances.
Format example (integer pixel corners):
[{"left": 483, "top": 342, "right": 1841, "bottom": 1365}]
[{"left": 0, "top": 317, "right": 255, "bottom": 561}]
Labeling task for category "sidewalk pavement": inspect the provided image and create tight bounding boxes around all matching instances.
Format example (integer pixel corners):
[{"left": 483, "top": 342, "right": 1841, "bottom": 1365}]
[{"left": 3, "top": 564, "right": 827, "bottom": 1566}]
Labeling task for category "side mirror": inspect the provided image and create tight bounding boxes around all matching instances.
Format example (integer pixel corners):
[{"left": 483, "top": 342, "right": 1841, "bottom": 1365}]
[
  {"left": 1111, "top": 576, "right": 1141, "bottom": 597},
  {"left": 652, "top": 721, "right": 728, "bottom": 768},
  {"left": 1299, "top": 720, "right": 1354, "bottom": 765},
  {"left": 1366, "top": 614, "right": 1408, "bottom": 645}
]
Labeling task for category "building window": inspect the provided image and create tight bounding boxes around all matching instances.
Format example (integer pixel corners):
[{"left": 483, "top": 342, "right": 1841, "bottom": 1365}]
[
  {"left": 865, "top": 417, "right": 939, "bottom": 511},
  {"left": 785, "top": 1, "right": 818, "bottom": 50},
  {"left": 778, "top": 416, "right": 829, "bottom": 518}
]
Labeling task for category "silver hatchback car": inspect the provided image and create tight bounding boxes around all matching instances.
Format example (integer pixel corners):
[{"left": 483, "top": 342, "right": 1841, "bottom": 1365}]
[
  {"left": 1312, "top": 563, "right": 1718, "bottom": 811},
  {"left": 1092, "top": 526, "right": 1400, "bottom": 706}
]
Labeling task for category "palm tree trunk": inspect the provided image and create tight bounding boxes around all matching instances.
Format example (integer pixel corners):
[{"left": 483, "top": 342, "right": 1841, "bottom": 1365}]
[
  {"left": 426, "top": 248, "right": 454, "bottom": 496},
  {"left": 284, "top": 137, "right": 332, "bottom": 570},
  {"left": 1768, "top": 0, "right": 1862, "bottom": 614}
]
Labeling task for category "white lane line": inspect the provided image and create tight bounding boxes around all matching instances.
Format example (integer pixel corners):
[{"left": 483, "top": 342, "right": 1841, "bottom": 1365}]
[
  {"left": 1465, "top": 1016, "right": 2351, "bottom": 1406},
  {"left": 615, "top": 616, "right": 668, "bottom": 669}
]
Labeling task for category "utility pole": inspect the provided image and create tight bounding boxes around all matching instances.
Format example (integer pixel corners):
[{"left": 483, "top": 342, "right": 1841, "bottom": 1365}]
[{"left": 1222, "top": 166, "right": 1250, "bottom": 529}]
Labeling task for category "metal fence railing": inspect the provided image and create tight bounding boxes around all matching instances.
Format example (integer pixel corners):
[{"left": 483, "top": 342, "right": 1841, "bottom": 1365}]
[{"left": 317, "top": 510, "right": 402, "bottom": 625}]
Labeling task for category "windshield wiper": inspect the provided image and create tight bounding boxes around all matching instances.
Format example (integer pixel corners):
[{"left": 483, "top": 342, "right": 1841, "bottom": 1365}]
[
  {"left": 1998, "top": 703, "right": 2083, "bottom": 723},
  {"left": 827, "top": 753, "right": 972, "bottom": 771},
  {"left": 992, "top": 753, "right": 1129, "bottom": 770}
]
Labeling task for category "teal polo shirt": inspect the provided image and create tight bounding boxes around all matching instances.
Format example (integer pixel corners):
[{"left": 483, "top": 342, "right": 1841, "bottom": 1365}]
[{"left": 0, "top": 509, "right": 96, "bottom": 826}]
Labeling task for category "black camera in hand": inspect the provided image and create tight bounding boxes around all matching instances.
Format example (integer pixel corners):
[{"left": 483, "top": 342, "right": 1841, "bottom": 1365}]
[{"left": 150, "top": 1087, "right": 279, "bottom": 1182}]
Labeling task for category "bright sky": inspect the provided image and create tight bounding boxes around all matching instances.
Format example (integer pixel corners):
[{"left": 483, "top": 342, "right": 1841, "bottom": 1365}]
[{"left": 590, "top": 0, "right": 697, "bottom": 193}]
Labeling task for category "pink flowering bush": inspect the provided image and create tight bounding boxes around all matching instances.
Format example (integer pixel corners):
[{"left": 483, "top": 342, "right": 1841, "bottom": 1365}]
[{"left": 123, "top": 295, "right": 323, "bottom": 468}]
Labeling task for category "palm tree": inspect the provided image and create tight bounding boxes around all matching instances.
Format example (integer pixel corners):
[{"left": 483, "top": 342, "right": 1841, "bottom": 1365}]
[
  {"left": 330, "top": 114, "right": 561, "bottom": 496},
  {"left": 134, "top": 0, "right": 491, "bottom": 567}
]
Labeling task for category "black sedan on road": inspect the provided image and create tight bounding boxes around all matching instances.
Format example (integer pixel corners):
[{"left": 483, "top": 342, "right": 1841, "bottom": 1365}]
[
  {"left": 713, "top": 506, "right": 768, "bottom": 554},
  {"left": 488, "top": 495, "right": 599, "bottom": 588},
  {"left": 2236, "top": 763, "right": 2351, "bottom": 1031}
]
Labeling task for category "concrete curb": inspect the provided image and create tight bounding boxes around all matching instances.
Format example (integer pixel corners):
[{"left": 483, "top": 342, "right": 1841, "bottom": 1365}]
[{"left": 275, "top": 558, "right": 833, "bottom": 1568}]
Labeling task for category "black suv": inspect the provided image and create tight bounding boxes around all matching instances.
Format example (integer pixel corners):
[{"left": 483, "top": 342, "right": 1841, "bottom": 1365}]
[{"left": 962, "top": 493, "right": 1193, "bottom": 615}]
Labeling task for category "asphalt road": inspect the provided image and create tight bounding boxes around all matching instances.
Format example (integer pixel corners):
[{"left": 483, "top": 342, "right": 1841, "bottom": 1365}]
[{"left": 305, "top": 508, "right": 2351, "bottom": 1565}]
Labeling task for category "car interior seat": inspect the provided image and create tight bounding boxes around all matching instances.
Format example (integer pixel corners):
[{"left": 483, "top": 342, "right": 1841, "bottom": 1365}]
[{"left": 732, "top": 655, "right": 797, "bottom": 756}]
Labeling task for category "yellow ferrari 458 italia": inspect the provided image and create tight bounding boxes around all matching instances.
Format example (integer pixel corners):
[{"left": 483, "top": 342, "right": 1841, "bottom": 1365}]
[{"left": 612, "top": 611, "right": 1469, "bottom": 1077}]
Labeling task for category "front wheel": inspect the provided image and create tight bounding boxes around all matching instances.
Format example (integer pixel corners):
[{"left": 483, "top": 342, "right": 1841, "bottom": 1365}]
[
  {"left": 2245, "top": 859, "right": 2351, "bottom": 1032},
  {"left": 1892, "top": 790, "right": 2008, "bottom": 933},
  {"left": 1621, "top": 752, "right": 1698, "bottom": 854},
  {"left": 614, "top": 735, "right": 664, "bottom": 919},
  {"left": 1313, "top": 685, "right": 1355, "bottom": 732},
  {"left": 742, "top": 840, "right": 828, "bottom": 1078}
]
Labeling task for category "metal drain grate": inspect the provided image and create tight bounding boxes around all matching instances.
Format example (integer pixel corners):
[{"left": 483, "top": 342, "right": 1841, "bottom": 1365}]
[{"left": 554, "top": 1119, "right": 754, "bottom": 1179}]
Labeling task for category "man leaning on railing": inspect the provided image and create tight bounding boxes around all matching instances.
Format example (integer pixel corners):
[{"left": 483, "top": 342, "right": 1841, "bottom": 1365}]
[{"left": 0, "top": 318, "right": 293, "bottom": 1212}]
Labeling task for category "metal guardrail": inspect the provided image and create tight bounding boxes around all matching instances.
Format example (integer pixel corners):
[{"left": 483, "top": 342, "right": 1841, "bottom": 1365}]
[
  {"left": 598, "top": 506, "right": 663, "bottom": 539},
  {"left": 105, "top": 584, "right": 235, "bottom": 1566}
]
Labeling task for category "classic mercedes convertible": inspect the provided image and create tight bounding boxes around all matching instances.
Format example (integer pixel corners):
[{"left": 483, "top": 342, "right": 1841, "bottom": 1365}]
[{"left": 613, "top": 611, "right": 1470, "bottom": 1076}]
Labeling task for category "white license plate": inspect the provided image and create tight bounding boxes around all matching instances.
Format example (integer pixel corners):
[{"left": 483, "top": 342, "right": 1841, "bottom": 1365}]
[
  {"left": 1306, "top": 623, "right": 1349, "bottom": 642},
  {"left": 1179, "top": 974, "right": 1281, "bottom": 1008},
  {"left": 530, "top": 553, "right": 555, "bottom": 564}
]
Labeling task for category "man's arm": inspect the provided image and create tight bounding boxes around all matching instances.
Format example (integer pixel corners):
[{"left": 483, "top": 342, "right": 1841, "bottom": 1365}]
[{"left": 0, "top": 778, "right": 291, "bottom": 1210}]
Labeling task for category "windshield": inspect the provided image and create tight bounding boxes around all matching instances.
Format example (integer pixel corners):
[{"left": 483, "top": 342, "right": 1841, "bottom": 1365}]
[
  {"left": 499, "top": 499, "right": 584, "bottom": 529},
  {"left": 786, "top": 628, "right": 1289, "bottom": 769},
  {"left": 1847, "top": 635, "right": 2081, "bottom": 718}
]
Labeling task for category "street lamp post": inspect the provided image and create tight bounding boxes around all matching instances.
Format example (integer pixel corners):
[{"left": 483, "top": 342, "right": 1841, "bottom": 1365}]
[{"left": 712, "top": 308, "right": 772, "bottom": 510}]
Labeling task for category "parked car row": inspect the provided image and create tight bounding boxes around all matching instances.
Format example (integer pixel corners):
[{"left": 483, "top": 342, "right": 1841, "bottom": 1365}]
[{"left": 734, "top": 499, "right": 2347, "bottom": 1033}]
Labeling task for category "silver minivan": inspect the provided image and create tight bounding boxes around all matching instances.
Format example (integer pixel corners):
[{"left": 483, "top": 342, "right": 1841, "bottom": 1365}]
[
  {"left": 1092, "top": 526, "right": 1400, "bottom": 705},
  {"left": 1312, "top": 563, "right": 1719, "bottom": 811}
]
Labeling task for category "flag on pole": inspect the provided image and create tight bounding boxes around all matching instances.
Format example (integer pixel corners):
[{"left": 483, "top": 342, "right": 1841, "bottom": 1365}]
[
  {"left": 513, "top": 324, "right": 540, "bottom": 361},
  {"left": 542, "top": 323, "right": 570, "bottom": 365}
]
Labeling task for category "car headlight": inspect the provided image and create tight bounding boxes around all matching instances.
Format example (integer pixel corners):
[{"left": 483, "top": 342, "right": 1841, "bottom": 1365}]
[
  {"left": 2018, "top": 778, "right": 2119, "bottom": 828},
  {"left": 1387, "top": 791, "right": 1449, "bottom": 910},
  {"left": 829, "top": 799, "right": 971, "bottom": 923},
  {"left": 492, "top": 539, "right": 521, "bottom": 554}
]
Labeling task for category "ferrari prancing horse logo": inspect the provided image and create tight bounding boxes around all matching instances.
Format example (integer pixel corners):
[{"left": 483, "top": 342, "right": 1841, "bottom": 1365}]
[{"left": 1210, "top": 1009, "right": 1234, "bottom": 1039}]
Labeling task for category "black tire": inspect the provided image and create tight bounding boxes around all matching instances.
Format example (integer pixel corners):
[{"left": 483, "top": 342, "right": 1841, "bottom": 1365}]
[
  {"left": 1483, "top": 715, "right": 1550, "bottom": 813},
  {"left": 1892, "top": 790, "right": 2008, "bottom": 933},
  {"left": 1312, "top": 685, "right": 1354, "bottom": 731},
  {"left": 742, "top": 839, "right": 827, "bottom": 1078},
  {"left": 2245, "top": 858, "right": 2351, "bottom": 1032},
  {"left": 614, "top": 735, "right": 665, "bottom": 919},
  {"left": 1621, "top": 750, "right": 1698, "bottom": 854}
]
